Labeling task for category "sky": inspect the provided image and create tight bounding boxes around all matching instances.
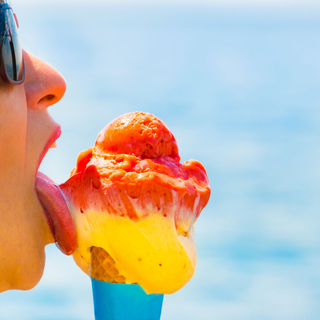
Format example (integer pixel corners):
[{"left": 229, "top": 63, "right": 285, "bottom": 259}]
[
  {"left": 2, "top": 2, "right": 320, "bottom": 319},
  {"left": 12, "top": 0, "right": 320, "bottom": 7}
]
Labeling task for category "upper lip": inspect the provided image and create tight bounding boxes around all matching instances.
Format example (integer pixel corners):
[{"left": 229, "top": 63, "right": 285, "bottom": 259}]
[{"left": 37, "top": 125, "right": 61, "bottom": 171}]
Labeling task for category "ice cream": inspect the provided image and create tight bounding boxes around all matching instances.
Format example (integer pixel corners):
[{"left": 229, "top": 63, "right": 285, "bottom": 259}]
[{"left": 60, "top": 112, "right": 210, "bottom": 294}]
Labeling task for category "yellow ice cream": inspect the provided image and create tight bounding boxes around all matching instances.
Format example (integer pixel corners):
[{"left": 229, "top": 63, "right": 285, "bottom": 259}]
[{"left": 71, "top": 206, "right": 196, "bottom": 294}]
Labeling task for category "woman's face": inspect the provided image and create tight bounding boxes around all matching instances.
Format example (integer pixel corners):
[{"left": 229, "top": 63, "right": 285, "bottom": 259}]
[{"left": 0, "top": 47, "right": 67, "bottom": 292}]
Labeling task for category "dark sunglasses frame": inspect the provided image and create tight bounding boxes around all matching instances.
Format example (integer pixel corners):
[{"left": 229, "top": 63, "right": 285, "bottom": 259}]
[{"left": 0, "top": 1, "right": 25, "bottom": 85}]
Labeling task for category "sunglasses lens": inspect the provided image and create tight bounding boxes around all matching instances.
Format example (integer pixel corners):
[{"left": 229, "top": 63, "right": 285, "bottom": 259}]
[{"left": 1, "top": 8, "right": 24, "bottom": 83}]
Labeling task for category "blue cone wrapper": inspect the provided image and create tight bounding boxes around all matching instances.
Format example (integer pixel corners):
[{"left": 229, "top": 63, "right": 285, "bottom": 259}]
[{"left": 91, "top": 278, "right": 164, "bottom": 320}]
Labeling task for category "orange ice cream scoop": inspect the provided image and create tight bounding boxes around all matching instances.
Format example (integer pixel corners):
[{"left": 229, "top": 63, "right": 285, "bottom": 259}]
[
  {"left": 60, "top": 112, "right": 210, "bottom": 294},
  {"left": 95, "top": 111, "right": 180, "bottom": 161}
]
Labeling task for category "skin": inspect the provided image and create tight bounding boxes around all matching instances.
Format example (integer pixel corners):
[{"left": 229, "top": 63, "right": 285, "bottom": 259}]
[{"left": 0, "top": 50, "right": 66, "bottom": 292}]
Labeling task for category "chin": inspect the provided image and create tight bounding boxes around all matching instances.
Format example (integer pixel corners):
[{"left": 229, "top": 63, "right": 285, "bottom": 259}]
[
  {"left": 13, "top": 248, "right": 46, "bottom": 292},
  {"left": 0, "top": 256, "right": 46, "bottom": 293},
  {"left": 2, "top": 229, "right": 48, "bottom": 293}
]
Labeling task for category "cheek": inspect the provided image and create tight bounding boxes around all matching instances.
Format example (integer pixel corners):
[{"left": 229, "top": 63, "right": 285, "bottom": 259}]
[
  {"left": 0, "top": 88, "right": 48, "bottom": 292},
  {"left": 0, "top": 88, "right": 28, "bottom": 192}
]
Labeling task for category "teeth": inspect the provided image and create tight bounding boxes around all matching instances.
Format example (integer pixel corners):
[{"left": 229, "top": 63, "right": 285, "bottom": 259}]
[{"left": 50, "top": 141, "right": 57, "bottom": 149}]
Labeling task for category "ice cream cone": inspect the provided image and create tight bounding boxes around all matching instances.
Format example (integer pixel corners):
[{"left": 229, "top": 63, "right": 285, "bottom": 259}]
[
  {"left": 90, "top": 246, "right": 126, "bottom": 284},
  {"left": 91, "top": 278, "right": 164, "bottom": 320}
]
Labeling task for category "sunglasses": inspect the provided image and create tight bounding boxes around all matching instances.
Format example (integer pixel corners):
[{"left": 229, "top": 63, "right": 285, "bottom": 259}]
[{"left": 0, "top": 1, "right": 24, "bottom": 85}]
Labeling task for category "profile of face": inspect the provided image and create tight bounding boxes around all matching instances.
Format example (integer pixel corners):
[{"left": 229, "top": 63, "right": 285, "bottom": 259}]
[{"left": 0, "top": 1, "right": 74, "bottom": 292}]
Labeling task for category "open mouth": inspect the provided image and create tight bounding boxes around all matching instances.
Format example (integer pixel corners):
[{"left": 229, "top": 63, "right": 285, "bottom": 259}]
[
  {"left": 37, "top": 126, "right": 62, "bottom": 170},
  {"left": 35, "top": 126, "right": 76, "bottom": 255}
]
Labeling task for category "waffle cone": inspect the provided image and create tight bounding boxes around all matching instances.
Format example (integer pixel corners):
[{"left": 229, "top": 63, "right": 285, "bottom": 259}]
[{"left": 90, "top": 246, "right": 126, "bottom": 283}]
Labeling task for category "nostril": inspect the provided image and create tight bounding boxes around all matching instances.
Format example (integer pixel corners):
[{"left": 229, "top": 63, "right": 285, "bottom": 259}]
[{"left": 39, "top": 94, "right": 56, "bottom": 104}]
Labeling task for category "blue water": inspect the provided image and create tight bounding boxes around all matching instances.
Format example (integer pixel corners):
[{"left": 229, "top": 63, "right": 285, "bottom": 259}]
[{"left": 2, "top": 3, "right": 320, "bottom": 319}]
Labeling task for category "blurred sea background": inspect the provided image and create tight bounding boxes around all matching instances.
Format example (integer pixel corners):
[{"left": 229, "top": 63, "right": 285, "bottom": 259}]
[{"left": 2, "top": 0, "right": 320, "bottom": 319}]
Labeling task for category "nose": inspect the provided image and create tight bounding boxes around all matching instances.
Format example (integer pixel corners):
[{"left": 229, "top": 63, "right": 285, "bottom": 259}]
[{"left": 23, "top": 51, "right": 67, "bottom": 110}]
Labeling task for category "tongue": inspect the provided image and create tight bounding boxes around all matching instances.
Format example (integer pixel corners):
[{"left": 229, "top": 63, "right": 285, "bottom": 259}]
[{"left": 36, "top": 172, "right": 76, "bottom": 255}]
